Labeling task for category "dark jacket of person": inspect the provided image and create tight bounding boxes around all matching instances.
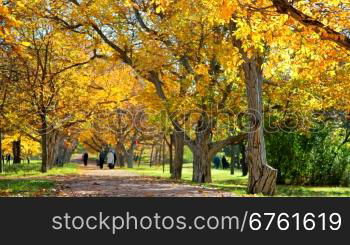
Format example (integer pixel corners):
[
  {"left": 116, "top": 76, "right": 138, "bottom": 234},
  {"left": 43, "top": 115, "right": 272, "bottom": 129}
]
[
  {"left": 83, "top": 153, "right": 89, "bottom": 161},
  {"left": 99, "top": 152, "right": 106, "bottom": 165}
]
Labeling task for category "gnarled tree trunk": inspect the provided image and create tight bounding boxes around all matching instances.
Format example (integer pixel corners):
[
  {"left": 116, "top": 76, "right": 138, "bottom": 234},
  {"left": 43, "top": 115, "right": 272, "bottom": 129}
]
[
  {"left": 171, "top": 130, "right": 184, "bottom": 180},
  {"left": 192, "top": 130, "right": 212, "bottom": 183},
  {"left": 57, "top": 139, "right": 78, "bottom": 166},
  {"left": 190, "top": 130, "right": 247, "bottom": 183},
  {"left": 64, "top": 140, "right": 78, "bottom": 163},
  {"left": 126, "top": 139, "right": 137, "bottom": 168},
  {"left": 47, "top": 130, "right": 62, "bottom": 169},
  {"left": 116, "top": 142, "right": 125, "bottom": 167},
  {"left": 243, "top": 56, "right": 277, "bottom": 195}
]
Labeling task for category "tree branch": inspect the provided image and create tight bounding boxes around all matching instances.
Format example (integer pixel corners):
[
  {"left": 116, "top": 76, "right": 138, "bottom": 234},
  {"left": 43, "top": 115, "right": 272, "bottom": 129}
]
[
  {"left": 272, "top": 0, "right": 350, "bottom": 51},
  {"left": 209, "top": 133, "right": 247, "bottom": 158}
]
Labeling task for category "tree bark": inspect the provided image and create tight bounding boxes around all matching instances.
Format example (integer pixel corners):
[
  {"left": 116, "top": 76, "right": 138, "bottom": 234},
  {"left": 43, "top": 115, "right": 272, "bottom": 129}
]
[
  {"left": 40, "top": 118, "right": 48, "bottom": 173},
  {"left": 157, "top": 144, "right": 162, "bottom": 165},
  {"left": 272, "top": 0, "right": 350, "bottom": 51},
  {"left": 149, "top": 144, "right": 154, "bottom": 167},
  {"left": 126, "top": 152, "right": 134, "bottom": 168},
  {"left": 154, "top": 147, "right": 160, "bottom": 165},
  {"left": 240, "top": 143, "right": 248, "bottom": 176},
  {"left": 63, "top": 140, "right": 78, "bottom": 164},
  {"left": 192, "top": 129, "right": 212, "bottom": 183},
  {"left": 138, "top": 148, "right": 144, "bottom": 167},
  {"left": 47, "top": 130, "right": 63, "bottom": 169},
  {"left": 126, "top": 140, "right": 136, "bottom": 168},
  {"left": 12, "top": 140, "right": 21, "bottom": 164},
  {"left": 171, "top": 130, "right": 184, "bottom": 179},
  {"left": 169, "top": 134, "right": 173, "bottom": 174},
  {"left": 53, "top": 135, "right": 77, "bottom": 166},
  {"left": 116, "top": 142, "right": 125, "bottom": 167},
  {"left": 191, "top": 126, "right": 246, "bottom": 183},
  {"left": 230, "top": 145, "right": 235, "bottom": 175},
  {"left": 243, "top": 56, "right": 277, "bottom": 195}
]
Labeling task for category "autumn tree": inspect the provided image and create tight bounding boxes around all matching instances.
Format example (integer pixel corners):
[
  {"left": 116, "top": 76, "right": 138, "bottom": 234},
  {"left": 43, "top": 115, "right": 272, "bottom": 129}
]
[
  {"left": 3, "top": 4, "right": 102, "bottom": 172},
  {"left": 45, "top": 0, "right": 248, "bottom": 184},
  {"left": 3, "top": 0, "right": 348, "bottom": 195}
]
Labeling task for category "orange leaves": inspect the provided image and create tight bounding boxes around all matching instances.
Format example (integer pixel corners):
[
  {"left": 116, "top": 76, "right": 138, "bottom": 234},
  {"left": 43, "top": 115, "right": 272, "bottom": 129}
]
[
  {"left": 151, "top": 0, "right": 172, "bottom": 13},
  {"left": 0, "top": 4, "right": 21, "bottom": 48},
  {"left": 220, "top": 0, "right": 236, "bottom": 22},
  {"left": 319, "top": 29, "right": 347, "bottom": 42}
]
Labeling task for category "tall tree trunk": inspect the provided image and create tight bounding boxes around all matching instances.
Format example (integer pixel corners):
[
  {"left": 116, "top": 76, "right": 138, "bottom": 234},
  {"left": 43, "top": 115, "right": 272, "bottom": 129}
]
[
  {"left": 149, "top": 144, "right": 154, "bottom": 167},
  {"left": 138, "top": 148, "right": 144, "bottom": 167},
  {"left": 12, "top": 140, "right": 21, "bottom": 164},
  {"left": 40, "top": 118, "right": 48, "bottom": 173},
  {"left": 169, "top": 134, "right": 173, "bottom": 174},
  {"left": 51, "top": 133, "right": 76, "bottom": 167},
  {"left": 192, "top": 129, "right": 212, "bottom": 183},
  {"left": 243, "top": 57, "right": 277, "bottom": 195},
  {"left": 240, "top": 143, "right": 248, "bottom": 176},
  {"left": 126, "top": 140, "right": 136, "bottom": 168},
  {"left": 47, "top": 130, "right": 63, "bottom": 169},
  {"left": 116, "top": 142, "right": 125, "bottom": 167},
  {"left": 157, "top": 145, "right": 162, "bottom": 165},
  {"left": 154, "top": 147, "right": 159, "bottom": 165},
  {"left": 230, "top": 145, "right": 235, "bottom": 175},
  {"left": 61, "top": 140, "right": 78, "bottom": 164},
  {"left": 126, "top": 152, "right": 134, "bottom": 168},
  {"left": 171, "top": 131, "right": 184, "bottom": 179}
]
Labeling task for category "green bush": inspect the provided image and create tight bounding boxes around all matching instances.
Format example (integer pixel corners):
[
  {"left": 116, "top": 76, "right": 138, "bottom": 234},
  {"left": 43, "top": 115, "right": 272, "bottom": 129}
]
[{"left": 266, "top": 126, "right": 350, "bottom": 186}]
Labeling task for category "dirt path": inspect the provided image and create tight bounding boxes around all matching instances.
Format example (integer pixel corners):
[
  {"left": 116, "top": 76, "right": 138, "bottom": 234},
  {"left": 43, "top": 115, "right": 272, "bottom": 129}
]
[{"left": 53, "top": 163, "right": 235, "bottom": 197}]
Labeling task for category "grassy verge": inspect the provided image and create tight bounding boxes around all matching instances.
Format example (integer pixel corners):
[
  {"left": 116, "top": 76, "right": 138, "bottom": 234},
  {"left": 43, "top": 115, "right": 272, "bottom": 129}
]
[
  {"left": 0, "top": 161, "right": 78, "bottom": 197},
  {"left": 125, "top": 164, "right": 350, "bottom": 197},
  {"left": 0, "top": 179, "right": 55, "bottom": 197},
  {"left": 0, "top": 160, "right": 77, "bottom": 178}
]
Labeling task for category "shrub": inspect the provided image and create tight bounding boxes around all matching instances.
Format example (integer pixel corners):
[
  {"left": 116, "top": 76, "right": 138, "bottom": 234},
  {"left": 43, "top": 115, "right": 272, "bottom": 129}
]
[{"left": 266, "top": 126, "right": 350, "bottom": 186}]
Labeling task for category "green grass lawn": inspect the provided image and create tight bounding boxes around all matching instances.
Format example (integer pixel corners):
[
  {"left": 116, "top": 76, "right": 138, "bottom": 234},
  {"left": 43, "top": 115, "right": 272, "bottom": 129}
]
[
  {"left": 0, "top": 160, "right": 77, "bottom": 177},
  {"left": 0, "top": 160, "right": 78, "bottom": 197},
  {"left": 125, "top": 163, "right": 350, "bottom": 197},
  {"left": 0, "top": 179, "right": 55, "bottom": 197}
]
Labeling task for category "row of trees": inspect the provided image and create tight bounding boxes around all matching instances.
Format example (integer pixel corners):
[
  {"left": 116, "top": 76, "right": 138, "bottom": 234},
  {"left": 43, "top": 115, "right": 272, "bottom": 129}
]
[{"left": 1, "top": 0, "right": 349, "bottom": 194}]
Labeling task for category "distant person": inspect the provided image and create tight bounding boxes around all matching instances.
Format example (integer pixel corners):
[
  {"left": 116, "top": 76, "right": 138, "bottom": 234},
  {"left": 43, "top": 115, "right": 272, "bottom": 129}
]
[
  {"left": 82, "top": 152, "right": 89, "bottom": 166},
  {"left": 107, "top": 150, "right": 115, "bottom": 169},
  {"left": 6, "top": 154, "right": 11, "bottom": 165},
  {"left": 212, "top": 155, "right": 221, "bottom": 169},
  {"left": 222, "top": 156, "right": 229, "bottom": 169},
  {"left": 99, "top": 151, "right": 106, "bottom": 169}
]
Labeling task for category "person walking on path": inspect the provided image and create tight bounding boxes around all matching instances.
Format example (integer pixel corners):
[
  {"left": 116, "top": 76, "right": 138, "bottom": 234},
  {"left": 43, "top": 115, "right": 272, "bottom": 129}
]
[
  {"left": 107, "top": 150, "right": 115, "bottom": 169},
  {"left": 82, "top": 152, "right": 89, "bottom": 166}
]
